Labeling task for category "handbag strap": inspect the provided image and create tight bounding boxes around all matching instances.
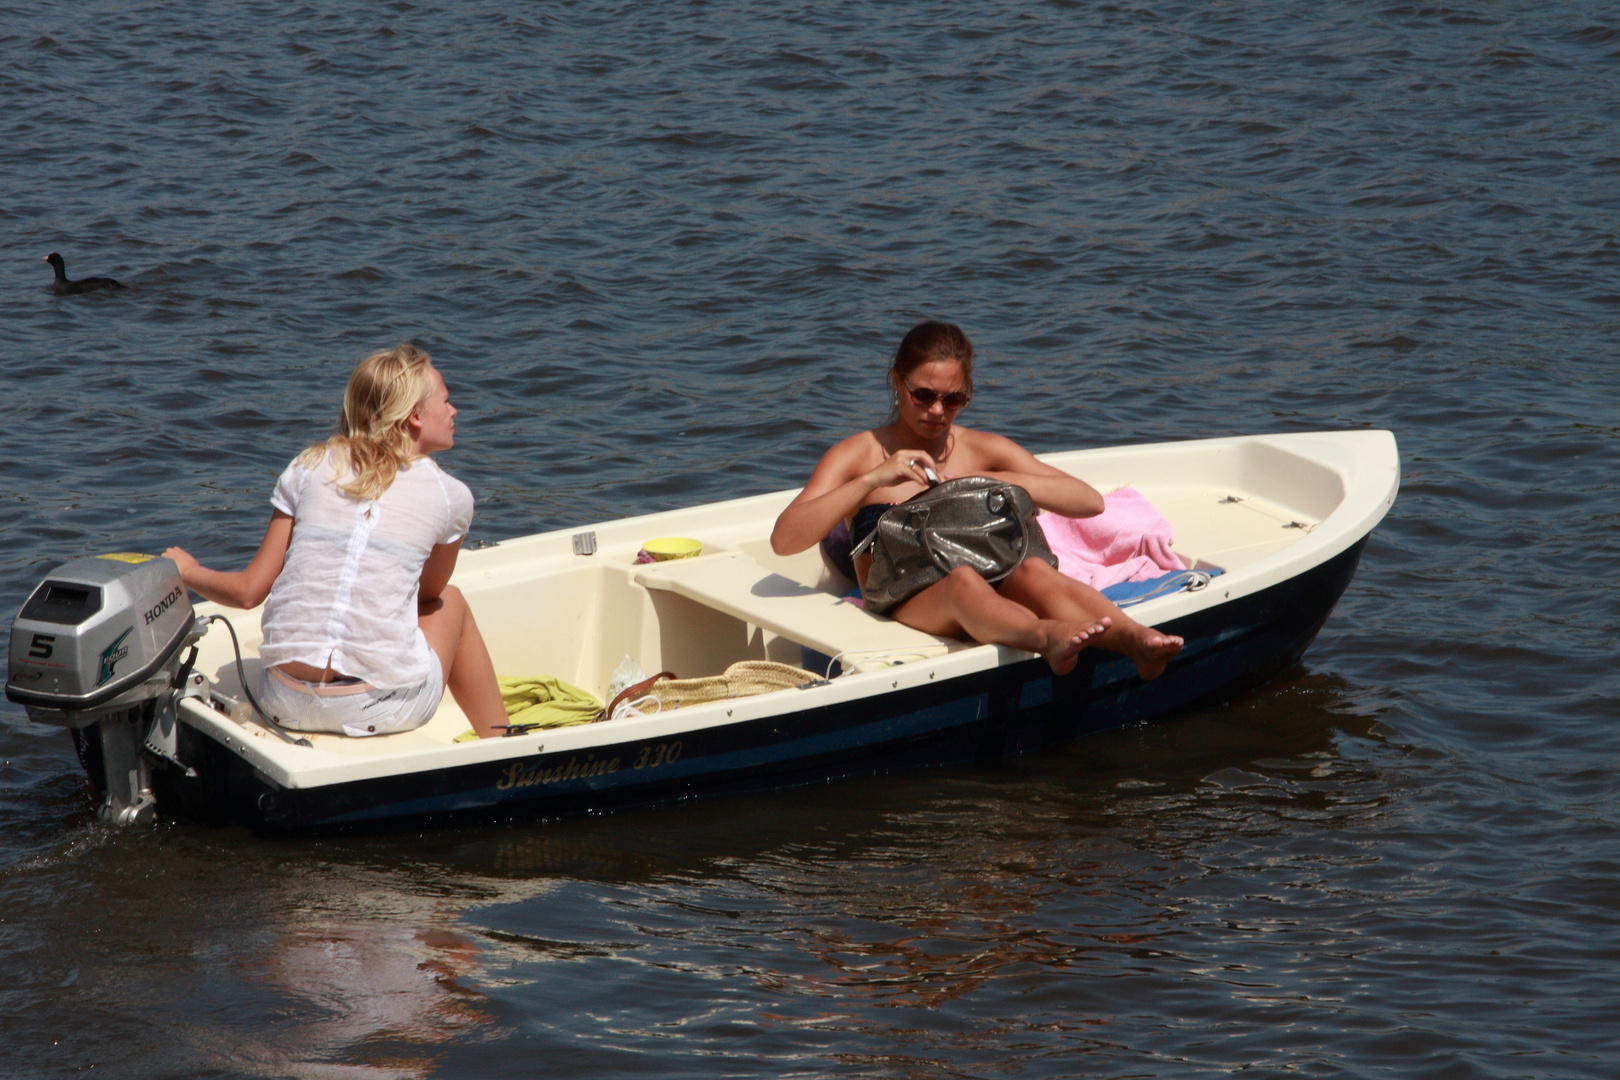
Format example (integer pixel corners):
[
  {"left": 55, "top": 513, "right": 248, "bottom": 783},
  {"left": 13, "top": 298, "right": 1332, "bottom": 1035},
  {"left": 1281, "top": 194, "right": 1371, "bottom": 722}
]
[
  {"left": 606, "top": 671, "right": 676, "bottom": 721},
  {"left": 850, "top": 518, "right": 882, "bottom": 558},
  {"left": 915, "top": 483, "right": 1030, "bottom": 578},
  {"left": 849, "top": 480, "right": 1034, "bottom": 562}
]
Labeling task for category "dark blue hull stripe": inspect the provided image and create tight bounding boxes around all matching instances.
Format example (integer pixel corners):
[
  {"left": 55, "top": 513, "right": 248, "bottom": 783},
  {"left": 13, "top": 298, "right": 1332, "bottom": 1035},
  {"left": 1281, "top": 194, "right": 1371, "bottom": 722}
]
[{"left": 328, "top": 694, "right": 995, "bottom": 824}]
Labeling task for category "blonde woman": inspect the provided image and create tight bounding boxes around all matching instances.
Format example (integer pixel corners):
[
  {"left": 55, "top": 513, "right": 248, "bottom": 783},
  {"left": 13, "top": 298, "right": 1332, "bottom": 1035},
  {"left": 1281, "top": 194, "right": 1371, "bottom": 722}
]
[{"left": 163, "top": 345, "right": 506, "bottom": 739}]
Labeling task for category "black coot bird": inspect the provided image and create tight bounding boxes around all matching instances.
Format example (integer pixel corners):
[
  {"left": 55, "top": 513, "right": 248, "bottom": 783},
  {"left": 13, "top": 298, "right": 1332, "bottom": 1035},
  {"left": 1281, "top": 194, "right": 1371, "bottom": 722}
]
[{"left": 42, "top": 252, "right": 124, "bottom": 295}]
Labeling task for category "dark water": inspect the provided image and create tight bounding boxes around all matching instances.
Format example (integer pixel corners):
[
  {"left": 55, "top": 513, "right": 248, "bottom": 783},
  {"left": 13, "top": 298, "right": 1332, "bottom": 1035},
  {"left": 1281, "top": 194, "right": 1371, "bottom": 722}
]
[{"left": 3, "top": 2, "right": 1618, "bottom": 1075}]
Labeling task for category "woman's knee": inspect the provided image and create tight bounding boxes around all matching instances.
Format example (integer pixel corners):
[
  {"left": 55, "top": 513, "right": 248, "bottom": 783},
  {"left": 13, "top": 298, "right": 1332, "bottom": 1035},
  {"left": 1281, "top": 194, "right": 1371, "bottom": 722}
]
[
  {"left": 421, "top": 584, "right": 465, "bottom": 617},
  {"left": 942, "top": 565, "right": 992, "bottom": 599},
  {"left": 1005, "top": 560, "right": 1047, "bottom": 588},
  {"left": 991, "top": 561, "right": 1047, "bottom": 602},
  {"left": 998, "top": 558, "right": 1075, "bottom": 611}
]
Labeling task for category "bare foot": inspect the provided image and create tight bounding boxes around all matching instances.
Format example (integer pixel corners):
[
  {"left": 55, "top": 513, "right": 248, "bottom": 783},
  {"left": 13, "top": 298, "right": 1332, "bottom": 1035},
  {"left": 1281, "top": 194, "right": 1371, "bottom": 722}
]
[
  {"left": 1108, "top": 623, "right": 1184, "bottom": 680},
  {"left": 1036, "top": 618, "right": 1110, "bottom": 676}
]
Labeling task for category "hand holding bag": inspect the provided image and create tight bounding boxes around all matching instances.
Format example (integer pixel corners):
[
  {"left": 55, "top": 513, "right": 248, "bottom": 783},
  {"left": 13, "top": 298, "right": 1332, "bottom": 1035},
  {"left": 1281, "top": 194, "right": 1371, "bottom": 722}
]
[{"left": 850, "top": 476, "right": 1057, "bottom": 617}]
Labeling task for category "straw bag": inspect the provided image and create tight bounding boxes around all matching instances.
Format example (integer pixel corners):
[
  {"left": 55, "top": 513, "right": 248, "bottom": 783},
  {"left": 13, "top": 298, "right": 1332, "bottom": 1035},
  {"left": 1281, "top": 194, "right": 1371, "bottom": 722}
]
[
  {"left": 850, "top": 476, "right": 1056, "bottom": 617},
  {"left": 607, "top": 661, "right": 821, "bottom": 721}
]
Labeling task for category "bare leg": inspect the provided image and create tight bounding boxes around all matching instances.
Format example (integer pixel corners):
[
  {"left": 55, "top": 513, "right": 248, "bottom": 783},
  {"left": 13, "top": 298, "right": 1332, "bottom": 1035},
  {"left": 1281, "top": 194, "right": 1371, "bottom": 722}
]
[
  {"left": 889, "top": 566, "right": 1108, "bottom": 675},
  {"left": 998, "top": 560, "right": 1183, "bottom": 680},
  {"left": 419, "top": 585, "right": 507, "bottom": 738}
]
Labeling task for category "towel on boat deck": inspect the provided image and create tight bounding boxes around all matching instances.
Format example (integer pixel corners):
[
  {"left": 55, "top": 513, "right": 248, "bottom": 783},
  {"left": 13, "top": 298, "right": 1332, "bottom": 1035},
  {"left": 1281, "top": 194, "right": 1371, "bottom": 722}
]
[
  {"left": 1036, "top": 486, "right": 1188, "bottom": 590},
  {"left": 498, "top": 675, "right": 604, "bottom": 729}
]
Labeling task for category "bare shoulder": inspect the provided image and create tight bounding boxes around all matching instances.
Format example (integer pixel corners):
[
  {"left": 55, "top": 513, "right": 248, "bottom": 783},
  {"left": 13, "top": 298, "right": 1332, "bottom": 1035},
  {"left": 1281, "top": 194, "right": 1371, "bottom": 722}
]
[
  {"left": 955, "top": 426, "right": 1041, "bottom": 470},
  {"left": 816, "top": 428, "right": 888, "bottom": 478}
]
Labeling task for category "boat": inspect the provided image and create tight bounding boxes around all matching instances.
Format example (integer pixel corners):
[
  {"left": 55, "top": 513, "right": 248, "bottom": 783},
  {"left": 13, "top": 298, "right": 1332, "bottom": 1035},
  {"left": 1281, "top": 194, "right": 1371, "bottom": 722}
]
[{"left": 5, "top": 430, "right": 1398, "bottom": 832}]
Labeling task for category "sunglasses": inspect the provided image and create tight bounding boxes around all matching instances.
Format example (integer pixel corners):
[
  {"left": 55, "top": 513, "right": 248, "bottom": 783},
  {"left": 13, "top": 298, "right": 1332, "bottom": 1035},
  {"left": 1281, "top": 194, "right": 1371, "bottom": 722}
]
[{"left": 902, "top": 378, "right": 971, "bottom": 411}]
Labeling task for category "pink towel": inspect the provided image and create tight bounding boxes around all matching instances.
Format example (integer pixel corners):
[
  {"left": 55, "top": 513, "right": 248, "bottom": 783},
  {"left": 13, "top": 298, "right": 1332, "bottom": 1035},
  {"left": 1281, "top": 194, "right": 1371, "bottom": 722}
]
[{"left": 1036, "top": 486, "right": 1188, "bottom": 590}]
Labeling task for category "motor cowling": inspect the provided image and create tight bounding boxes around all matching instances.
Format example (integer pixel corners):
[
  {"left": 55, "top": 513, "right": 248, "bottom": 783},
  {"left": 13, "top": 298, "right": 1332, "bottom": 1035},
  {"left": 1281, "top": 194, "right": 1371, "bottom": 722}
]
[
  {"left": 6, "top": 554, "right": 206, "bottom": 824},
  {"left": 7, "top": 553, "right": 197, "bottom": 725}
]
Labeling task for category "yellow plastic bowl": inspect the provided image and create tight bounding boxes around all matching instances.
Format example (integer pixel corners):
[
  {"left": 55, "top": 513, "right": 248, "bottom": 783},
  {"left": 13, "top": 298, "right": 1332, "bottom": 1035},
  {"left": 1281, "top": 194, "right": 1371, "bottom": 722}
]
[{"left": 641, "top": 536, "right": 703, "bottom": 561}]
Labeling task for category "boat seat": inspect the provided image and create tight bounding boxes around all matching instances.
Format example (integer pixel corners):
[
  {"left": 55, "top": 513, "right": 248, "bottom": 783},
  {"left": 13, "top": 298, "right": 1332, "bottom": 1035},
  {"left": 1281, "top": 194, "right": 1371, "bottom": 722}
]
[{"left": 633, "top": 552, "right": 957, "bottom": 663}]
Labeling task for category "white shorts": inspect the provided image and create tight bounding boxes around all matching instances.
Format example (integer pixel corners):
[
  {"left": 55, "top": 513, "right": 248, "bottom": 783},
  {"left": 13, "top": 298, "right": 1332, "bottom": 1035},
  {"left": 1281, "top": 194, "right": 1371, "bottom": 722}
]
[{"left": 258, "top": 651, "right": 445, "bottom": 738}]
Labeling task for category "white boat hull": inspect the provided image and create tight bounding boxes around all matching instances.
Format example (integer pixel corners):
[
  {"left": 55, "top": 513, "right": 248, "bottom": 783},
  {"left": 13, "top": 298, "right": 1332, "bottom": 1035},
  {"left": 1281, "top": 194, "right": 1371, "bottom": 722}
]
[{"left": 79, "top": 430, "right": 1399, "bottom": 831}]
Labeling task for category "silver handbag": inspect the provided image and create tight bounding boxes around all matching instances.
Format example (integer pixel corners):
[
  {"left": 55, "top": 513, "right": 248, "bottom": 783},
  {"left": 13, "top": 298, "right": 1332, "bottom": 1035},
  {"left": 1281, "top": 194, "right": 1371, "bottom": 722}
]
[{"left": 851, "top": 476, "right": 1057, "bottom": 617}]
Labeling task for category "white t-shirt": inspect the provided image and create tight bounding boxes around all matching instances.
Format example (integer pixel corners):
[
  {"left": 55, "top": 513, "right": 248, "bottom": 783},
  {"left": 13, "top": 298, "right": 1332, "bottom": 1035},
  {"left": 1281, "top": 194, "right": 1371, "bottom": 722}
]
[{"left": 258, "top": 451, "right": 474, "bottom": 688}]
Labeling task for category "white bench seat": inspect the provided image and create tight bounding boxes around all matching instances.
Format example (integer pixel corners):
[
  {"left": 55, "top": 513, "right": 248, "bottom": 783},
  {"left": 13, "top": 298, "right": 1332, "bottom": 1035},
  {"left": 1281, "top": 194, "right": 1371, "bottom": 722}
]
[{"left": 633, "top": 553, "right": 957, "bottom": 663}]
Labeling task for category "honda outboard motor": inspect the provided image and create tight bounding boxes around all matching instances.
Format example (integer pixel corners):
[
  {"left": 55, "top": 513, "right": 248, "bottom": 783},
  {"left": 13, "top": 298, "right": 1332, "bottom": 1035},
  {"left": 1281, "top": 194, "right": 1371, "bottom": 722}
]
[{"left": 6, "top": 553, "right": 207, "bottom": 824}]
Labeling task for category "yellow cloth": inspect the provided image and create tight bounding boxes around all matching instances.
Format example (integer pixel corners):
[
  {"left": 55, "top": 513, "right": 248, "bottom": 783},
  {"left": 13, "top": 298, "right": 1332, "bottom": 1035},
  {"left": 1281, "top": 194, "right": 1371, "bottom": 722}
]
[{"left": 497, "top": 675, "right": 604, "bottom": 729}]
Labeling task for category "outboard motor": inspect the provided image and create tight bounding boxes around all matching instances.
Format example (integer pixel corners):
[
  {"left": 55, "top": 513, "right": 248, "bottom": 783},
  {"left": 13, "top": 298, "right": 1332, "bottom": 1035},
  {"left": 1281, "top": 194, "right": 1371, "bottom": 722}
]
[{"left": 6, "top": 553, "right": 207, "bottom": 824}]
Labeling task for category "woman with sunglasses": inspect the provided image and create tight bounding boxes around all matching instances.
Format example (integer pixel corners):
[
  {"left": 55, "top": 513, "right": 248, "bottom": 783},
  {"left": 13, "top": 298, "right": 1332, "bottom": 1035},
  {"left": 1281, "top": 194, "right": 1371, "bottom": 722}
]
[{"left": 771, "top": 321, "right": 1182, "bottom": 678}]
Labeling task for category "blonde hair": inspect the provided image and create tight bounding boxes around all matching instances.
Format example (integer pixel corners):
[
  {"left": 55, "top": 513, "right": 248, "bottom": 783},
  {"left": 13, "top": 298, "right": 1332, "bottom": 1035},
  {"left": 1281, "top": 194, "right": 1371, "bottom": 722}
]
[{"left": 300, "top": 344, "right": 435, "bottom": 501}]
